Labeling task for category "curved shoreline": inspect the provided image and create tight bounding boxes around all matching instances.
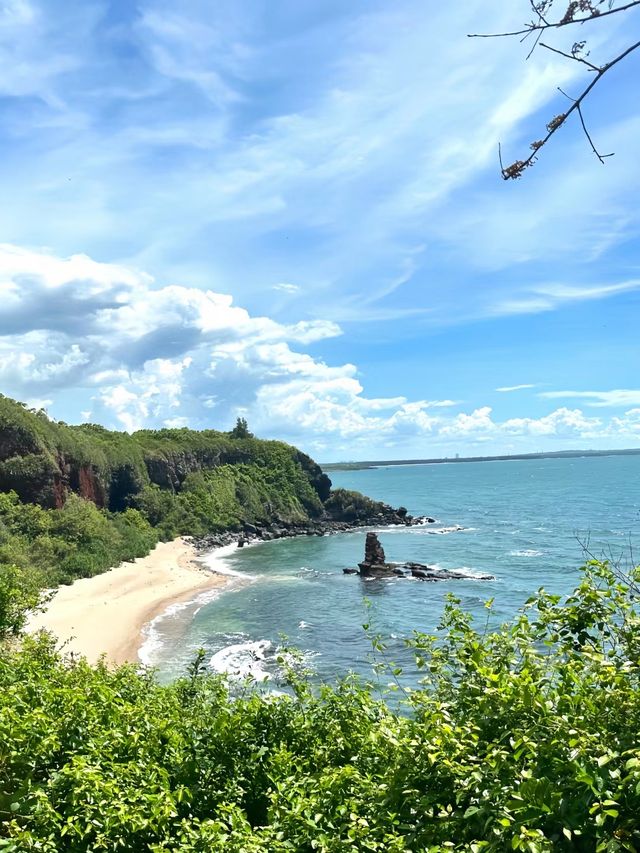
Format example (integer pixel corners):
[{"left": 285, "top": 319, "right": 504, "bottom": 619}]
[
  {"left": 25, "top": 519, "right": 434, "bottom": 668},
  {"left": 26, "top": 538, "right": 233, "bottom": 666}
]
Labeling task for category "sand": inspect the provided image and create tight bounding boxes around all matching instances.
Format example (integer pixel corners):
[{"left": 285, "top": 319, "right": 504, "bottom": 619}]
[{"left": 26, "top": 538, "right": 230, "bottom": 666}]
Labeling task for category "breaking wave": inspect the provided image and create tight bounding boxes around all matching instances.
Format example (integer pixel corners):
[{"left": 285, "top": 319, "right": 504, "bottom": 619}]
[{"left": 210, "top": 638, "right": 274, "bottom": 682}]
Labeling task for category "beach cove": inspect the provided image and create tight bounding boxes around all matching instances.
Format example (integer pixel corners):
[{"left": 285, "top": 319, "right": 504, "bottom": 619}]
[
  {"left": 144, "top": 455, "right": 640, "bottom": 686},
  {"left": 26, "top": 538, "right": 232, "bottom": 665},
  {"left": 25, "top": 454, "right": 640, "bottom": 681}
]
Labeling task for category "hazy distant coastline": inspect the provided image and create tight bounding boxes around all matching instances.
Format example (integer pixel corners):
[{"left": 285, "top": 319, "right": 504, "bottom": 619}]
[{"left": 322, "top": 447, "right": 640, "bottom": 472}]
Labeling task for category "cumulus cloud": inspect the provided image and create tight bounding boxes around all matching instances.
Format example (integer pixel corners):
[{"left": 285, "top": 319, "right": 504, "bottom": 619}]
[{"left": 1, "top": 243, "right": 639, "bottom": 457}]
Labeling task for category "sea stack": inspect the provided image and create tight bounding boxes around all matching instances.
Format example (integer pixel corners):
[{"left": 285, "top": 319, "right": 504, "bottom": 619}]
[
  {"left": 345, "top": 532, "right": 496, "bottom": 582},
  {"left": 357, "top": 532, "right": 395, "bottom": 577}
]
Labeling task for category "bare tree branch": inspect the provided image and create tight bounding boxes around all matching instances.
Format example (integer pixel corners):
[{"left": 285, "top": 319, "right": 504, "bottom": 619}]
[
  {"left": 558, "top": 85, "right": 615, "bottom": 161},
  {"left": 576, "top": 102, "right": 614, "bottom": 162},
  {"left": 539, "top": 40, "right": 601, "bottom": 70},
  {"left": 500, "top": 37, "right": 640, "bottom": 178},
  {"left": 525, "top": 28, "right": 545, "bottom": 60},
  {"left": 469, "top": 0, "right": 640, "bottom": 39}
]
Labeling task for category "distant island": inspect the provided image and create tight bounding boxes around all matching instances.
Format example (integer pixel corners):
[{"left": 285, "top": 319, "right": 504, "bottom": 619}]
[{"left": 322, "top": 447, "right": 640, "bottom": 471}]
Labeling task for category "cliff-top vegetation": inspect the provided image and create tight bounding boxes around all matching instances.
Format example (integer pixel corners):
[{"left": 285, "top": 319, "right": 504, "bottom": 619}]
[{"left": 0, "top": 393, "right": 355, "bottom": 632}]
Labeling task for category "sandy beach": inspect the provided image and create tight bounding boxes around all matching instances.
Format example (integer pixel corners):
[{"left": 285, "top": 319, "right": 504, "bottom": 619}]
[{"left": 26, "top": 538, "right": 230, "bottom": 666}]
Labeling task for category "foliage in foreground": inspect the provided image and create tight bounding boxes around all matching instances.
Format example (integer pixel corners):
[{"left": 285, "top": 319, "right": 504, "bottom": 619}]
[{"left": 1, "top": 560, "right": 640, "bottom": 851}]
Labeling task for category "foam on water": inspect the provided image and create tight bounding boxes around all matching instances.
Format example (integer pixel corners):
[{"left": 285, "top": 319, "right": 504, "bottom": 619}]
[
  {"left": 424, "top": 525, "right": 466, "bottom": 535},
  {"left": 209, "top": 638, "right": 273, "bottom": 682},
  {"left": 139, "top": 584, "right": 229, "bottom": 667},
  {"left": 138, "top": 543, "right": 255, "bottom": 667},
  {"left": 198, "top": 542, "right": 257, "bottom": 579},
  {"left": 510, "top": 549, "right": 543, "bottom": 557}
]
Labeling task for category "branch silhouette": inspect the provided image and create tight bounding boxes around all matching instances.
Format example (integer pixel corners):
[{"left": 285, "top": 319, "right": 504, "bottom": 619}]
[
  {"left": 469, "top": 0, "right": 640, "bottom": 39},
  {"left": 469, "top": 1, "right": 640, "bottom": 178}
]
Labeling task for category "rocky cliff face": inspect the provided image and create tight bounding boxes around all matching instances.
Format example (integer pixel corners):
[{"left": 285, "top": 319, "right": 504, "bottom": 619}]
[
  {"left": 0, "top": 394, "right": 333, "bottom": 517},
  {"left": 0, "top": 449, "right": 146, "bottom": 511},
  {"left": 294, "top": 450, "right": 332, "bottom": 503},
  {"left": 1, "top": 394, "right": 423, "bottom": 534}
]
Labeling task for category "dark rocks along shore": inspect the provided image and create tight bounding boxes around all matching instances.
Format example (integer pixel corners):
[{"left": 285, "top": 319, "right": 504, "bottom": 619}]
[{"left": 191, "top": 505, "right": 435, "bottom": 554}]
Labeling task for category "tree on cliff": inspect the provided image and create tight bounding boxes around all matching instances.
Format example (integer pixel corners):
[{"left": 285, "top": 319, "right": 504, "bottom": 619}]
[
  {"left": 470, "top": 0, "right": 640, "bottom": 178},
  {"left": 230, "top": 416, "right": 253, "bottom": 439}
]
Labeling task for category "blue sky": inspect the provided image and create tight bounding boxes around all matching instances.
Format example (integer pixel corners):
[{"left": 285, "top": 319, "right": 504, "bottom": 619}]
[{"left": 1, "top": 0, "right": 639, "bottom": 460}]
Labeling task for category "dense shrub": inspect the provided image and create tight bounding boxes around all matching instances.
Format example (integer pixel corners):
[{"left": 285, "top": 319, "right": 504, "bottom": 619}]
[
  {"left": 1, "top": 561, "right": 639, "bottom": 851},
  {"left": 0, "top": 491, "right": 158, "bottom": 588},
  {"left": 0, "top": 563, "right": 41, "bottom": 638}
]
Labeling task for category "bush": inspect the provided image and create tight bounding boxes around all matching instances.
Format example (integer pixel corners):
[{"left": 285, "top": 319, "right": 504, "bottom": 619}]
[
  {"left": 1, "top": 561, "right": 639, "bottom": 851},
  {"left": 0, "top": 563, "right": 41, "bottom": 639}
]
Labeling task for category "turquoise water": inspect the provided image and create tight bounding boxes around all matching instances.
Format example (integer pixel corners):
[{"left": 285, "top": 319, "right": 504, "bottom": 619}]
[{"left": 144, "top": 455, "right": 640, "bottom": 685}]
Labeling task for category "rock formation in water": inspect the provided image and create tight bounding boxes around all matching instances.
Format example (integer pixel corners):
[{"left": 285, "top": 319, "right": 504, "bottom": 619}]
[
  {"left": 357, "top": 532, "right": 392, "bottom": 576},
  {"left": 346, "top": 532, "right": 495, "bottom": 582}
]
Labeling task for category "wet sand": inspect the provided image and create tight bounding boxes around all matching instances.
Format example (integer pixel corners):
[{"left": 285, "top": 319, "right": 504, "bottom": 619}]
[{"left": 26, "top": 538, "right": 230, "bottom": 665}]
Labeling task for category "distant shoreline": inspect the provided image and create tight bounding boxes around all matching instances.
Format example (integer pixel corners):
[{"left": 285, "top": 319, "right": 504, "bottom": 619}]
[{"left": 322, "top": 447, "right": 640, "bottom": 472}]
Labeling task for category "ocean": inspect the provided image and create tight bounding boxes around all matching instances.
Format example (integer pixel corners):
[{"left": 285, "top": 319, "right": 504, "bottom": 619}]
[{"left": 141, "top": 455, "right": 640, "bottom": 687}]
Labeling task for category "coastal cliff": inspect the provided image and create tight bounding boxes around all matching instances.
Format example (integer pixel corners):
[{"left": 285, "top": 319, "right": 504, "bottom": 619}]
[
  {"left": 0, "top": 395, "right": 332, "bottom": 514},
  {"left": 0, "top": 394, "right": 415, "bottom": 586}
]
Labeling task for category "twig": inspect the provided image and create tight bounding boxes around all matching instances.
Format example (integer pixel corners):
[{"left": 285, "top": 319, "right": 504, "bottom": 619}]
[
  {"left": 557, "top": 86, "right": 614, "bottom": 161},
  {"left": 577, "top": 102, "right": 614, "bottom": 162},
  {"left": 529, "top": 0, "right": 551, "bottom": 29},
  {"left": 525, "top": 28, "right": 545, "bottom": 60},
  {"left": 539, "top": 40, "right": 601, "bottom": 70},
  {"left": 500, "top": 38, "right": 640, "bottom": 177},
  {"left": 468, "top": 0, "right": 640, "bottom": 38}
]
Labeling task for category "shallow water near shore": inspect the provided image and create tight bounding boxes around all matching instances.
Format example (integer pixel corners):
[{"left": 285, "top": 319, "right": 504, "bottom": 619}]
[{"left": 145, "top": 455, "right": 640, "bottom": 686}]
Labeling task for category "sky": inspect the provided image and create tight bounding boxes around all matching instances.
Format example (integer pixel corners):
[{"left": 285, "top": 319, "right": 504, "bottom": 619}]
[{"left": 1, "top": 0, "right": 640, "bottom": 461}]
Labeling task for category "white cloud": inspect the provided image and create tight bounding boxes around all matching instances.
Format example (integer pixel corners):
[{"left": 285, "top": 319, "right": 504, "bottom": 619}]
[
  {"left": 273, "top": 282, "right": 300, "bottom": 294},
  {"left": 1, "top": 243, "right": 639, "bottom": 458},
  {"left": 540, "top": 389, "right": 640, "bottom": 408},
  {"left": 489, "top": 280, "right": 640, "bottom": 318},
  {"left": 496, "top": 384, "right": 536, "bottom": 392},
  {"left": 502, "top": 408, "right": 602, "bottom": 437},
  {"left": 440, "top": 407, "right": 495, "bottom": 436},
  {"left": 610, "top": 408, "right": 640, "bottom": 434}
]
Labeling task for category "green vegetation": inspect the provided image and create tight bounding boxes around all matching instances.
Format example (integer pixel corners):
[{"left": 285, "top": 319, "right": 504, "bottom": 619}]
[
  {"left": 3, "top": 393, "right": 639, "bottom": 848},
  {"left": 323, "top": 489, "right": 391, "bottom": 522},
  {"left": 1, "top": 560, "right": 639, "bottom": 850},
  {"left": 0, "top": 393, "right": 330, "bottom": 606},
  {"left": 230, "top": 417, "right": 253, "bottom": 439},
  {"left": 0, "top": 394, "right": 328, "bottom": 515},
  {"left": 0, "top": 490, "right": 157, "bottom": 590}
]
